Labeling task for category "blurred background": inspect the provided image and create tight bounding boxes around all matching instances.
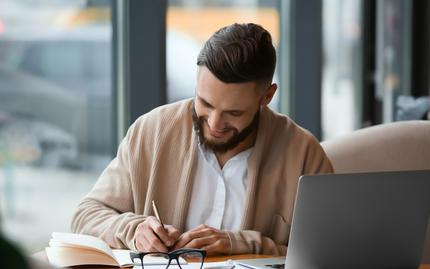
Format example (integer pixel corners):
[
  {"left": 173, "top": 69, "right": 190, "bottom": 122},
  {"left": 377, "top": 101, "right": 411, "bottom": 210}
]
[{"left": 0, "top": 0, "right": 429, "bottom": 254}]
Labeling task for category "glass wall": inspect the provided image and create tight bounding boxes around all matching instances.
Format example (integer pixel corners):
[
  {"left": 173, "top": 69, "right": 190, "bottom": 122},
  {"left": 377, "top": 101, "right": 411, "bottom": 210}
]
[
  {"left": 0, "top": 0, "right": 113, "bottom": 253},
  {"left": 166, "top": 0, "right": 281, "bottom": 110},
  {"left": 322, "top": 0, "right": 364, "bottom": 140},
  {"left": 376, "top": 0, "right": 412, "bottom": 123}
]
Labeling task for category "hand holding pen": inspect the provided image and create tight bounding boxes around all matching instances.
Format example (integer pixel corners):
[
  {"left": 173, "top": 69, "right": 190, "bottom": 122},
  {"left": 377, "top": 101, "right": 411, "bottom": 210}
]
[
  {"left": 134, "top": 200, "right": 180, "bottom": 252},
  {"left": 152, "top": 200, "right": 166, "bottom": 231}
]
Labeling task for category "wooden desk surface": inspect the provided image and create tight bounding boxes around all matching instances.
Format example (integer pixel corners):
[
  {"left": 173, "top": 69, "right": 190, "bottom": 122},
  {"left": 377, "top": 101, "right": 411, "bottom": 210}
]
[{"left": 33, "top": 251, "right": 430, "bottom": 269}]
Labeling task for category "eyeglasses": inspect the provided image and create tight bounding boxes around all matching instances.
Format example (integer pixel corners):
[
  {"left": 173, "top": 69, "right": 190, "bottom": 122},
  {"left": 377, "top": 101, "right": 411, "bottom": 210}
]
[{"left": 130, "top": 248, "right": 206, "bottom": 269}]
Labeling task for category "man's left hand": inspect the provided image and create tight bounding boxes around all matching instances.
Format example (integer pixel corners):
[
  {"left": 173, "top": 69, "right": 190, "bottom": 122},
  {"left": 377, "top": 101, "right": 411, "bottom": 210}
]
[{"left": 172, "top": 224, "right": 231, "bottom": 255}]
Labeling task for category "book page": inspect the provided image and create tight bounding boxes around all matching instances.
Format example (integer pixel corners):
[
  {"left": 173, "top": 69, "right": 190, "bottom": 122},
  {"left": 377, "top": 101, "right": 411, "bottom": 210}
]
[
  {"left": 51, "top": 232, "right": 114, "bottom": 259},
  {"left": 112, "top": 249, "right": 134, "bottom": 267},
  {"left": 46, "top": 246, "right": 119, "bottom": 267}
]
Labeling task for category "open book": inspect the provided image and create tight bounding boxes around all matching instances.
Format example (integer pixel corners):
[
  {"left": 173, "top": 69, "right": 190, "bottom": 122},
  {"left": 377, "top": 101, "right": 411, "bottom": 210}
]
[{"left": 45, "top": 232, "right": 187, "bottom": 268}]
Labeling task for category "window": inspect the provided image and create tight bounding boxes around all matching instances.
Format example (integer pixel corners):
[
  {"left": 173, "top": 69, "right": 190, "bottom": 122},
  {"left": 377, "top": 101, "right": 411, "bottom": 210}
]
[
  {"left": 0, "top": 0, "right": 113, "bottom": 253},
  {"left": 166, "top": 0, "right": 281, "bottom": 110},
  {"left": 322, "top": 0, "right": 364, "bottom": 139}
]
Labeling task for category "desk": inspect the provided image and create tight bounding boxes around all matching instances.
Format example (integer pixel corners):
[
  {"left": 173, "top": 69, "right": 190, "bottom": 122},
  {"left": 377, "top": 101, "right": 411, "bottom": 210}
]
[{"left": 33, "top": 251, "right": 430, "bottom": 269}]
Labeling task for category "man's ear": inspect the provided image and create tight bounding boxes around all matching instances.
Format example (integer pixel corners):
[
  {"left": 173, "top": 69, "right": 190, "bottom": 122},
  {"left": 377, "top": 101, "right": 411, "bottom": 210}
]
[{"left": 261, "top": 83, "right": 278, "bottom": 106}]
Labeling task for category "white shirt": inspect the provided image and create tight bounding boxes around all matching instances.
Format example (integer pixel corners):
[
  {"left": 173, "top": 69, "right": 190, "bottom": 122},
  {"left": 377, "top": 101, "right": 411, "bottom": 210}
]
[{"left": 185, "top": 145, "right": 253, "bottom": 231}]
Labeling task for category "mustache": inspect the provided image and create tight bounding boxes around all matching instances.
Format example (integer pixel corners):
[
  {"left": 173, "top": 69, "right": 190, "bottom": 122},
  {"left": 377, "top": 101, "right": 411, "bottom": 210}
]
[{"left": 198, "top": 117, "right": 235, "bottom": 133}]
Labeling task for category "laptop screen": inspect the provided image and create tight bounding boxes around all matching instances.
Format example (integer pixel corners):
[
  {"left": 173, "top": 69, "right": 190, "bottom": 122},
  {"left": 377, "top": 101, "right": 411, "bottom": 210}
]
[{"left": 286, "top": 170, "right": 430, "bottom": 269}]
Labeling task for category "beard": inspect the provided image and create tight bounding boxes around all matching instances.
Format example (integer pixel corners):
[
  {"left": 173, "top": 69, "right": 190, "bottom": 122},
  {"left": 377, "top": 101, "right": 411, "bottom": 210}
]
[{"left": 191, "top": 103, "right": 259, "bottom": 153}]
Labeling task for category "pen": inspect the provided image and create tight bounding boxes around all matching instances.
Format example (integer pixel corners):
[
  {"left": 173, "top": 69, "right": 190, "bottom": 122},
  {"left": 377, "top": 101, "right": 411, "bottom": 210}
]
[
  {"left": 152, "top": 200, "right": 174, "bottom": 250},
  {"left": 152, "top": 200, "right": 165, "bottom": 229}
]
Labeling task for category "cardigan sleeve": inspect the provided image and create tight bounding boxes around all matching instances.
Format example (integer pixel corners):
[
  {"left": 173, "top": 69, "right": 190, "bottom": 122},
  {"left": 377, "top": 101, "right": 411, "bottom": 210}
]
[
  {"left": 71, "top": 121, "right": 146, "bottom": 251},
  {"left": 303, "top": 134, "right": 334, "bottom": 175},
  {"left": 227, "top": 230, "right": 287, "bottom": 255}
]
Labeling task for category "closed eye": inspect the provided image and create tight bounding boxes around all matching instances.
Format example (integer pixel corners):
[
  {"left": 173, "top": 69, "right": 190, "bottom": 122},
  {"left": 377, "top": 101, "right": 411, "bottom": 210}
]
[
  {"left": 228, "top": 111, "right": 244, "bottom": 117},
  {"left": 197, "top": 95, "right": 244, "bottom": 116}
]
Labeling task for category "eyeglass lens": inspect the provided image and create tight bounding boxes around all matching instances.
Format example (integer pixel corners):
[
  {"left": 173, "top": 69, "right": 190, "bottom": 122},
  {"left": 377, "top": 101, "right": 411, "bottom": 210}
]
[{"left": 132, "top": 250, "right": 204, "bottom": 269}]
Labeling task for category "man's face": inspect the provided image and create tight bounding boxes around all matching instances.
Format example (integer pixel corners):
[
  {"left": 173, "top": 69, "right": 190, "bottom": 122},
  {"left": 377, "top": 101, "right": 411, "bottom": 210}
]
[{"left": 193, "top": 66, "right": 265, "bottom": 153}]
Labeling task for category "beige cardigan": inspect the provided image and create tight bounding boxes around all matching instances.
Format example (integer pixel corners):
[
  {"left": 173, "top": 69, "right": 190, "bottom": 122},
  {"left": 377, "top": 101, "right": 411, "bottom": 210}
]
[{"left": 71, "top": 99, "right": 333, "bottom": 255}]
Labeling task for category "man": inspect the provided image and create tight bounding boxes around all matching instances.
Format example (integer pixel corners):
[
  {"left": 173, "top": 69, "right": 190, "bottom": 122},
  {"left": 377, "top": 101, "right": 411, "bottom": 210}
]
[{"left": 72, "top": 23, "right": 333, "bottom": 256}]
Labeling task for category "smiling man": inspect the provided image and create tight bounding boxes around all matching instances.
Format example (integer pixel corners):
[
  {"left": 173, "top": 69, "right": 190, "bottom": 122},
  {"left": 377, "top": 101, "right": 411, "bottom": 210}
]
[{"left": 72, "top": 23, "right": 333, "bottom": 256}]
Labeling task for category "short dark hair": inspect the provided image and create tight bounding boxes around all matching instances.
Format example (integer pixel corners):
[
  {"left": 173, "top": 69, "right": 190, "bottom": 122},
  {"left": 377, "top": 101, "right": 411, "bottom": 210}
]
[{"left": 197, "top": 23, "right": 276, "bottom": 85}]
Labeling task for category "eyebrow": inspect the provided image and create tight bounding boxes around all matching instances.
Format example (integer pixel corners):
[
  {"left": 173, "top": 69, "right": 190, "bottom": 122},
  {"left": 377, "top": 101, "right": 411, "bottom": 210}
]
[
  {"left": 198, "top": 95, "right": 214, "bottom": 108},
  {"left": 197, "top": 95, "right": 245, "bottom": 114}
]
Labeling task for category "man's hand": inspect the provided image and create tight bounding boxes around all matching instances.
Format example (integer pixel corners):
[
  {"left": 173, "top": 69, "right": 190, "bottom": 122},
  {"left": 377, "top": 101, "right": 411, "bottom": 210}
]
[
  {"left": 173, "top": 224, "right": 231, "bottom": 256},
  {"left": 134, "top": 216, "right": 180, "bottom": 252}
]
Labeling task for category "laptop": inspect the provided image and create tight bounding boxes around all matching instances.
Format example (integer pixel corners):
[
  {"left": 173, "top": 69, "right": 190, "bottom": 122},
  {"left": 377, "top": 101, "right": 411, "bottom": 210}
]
[
  {"left": 237, "top": 170, "right": 430, "bottom": 269},
  {"left": 236, "top": 257, "right": 286, "bottom": 269}
]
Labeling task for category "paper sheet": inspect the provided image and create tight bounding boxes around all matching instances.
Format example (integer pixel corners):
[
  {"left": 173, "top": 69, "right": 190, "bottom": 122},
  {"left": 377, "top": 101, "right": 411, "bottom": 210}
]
[{"left": 133, "top": 260, "right": 234, "bottom": 269}]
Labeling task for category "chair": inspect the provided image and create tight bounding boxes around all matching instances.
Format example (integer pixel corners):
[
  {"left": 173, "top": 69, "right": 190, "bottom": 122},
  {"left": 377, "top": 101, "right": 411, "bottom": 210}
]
[{"left": 321, "top": 120, "right": 430, "bottom": 263}]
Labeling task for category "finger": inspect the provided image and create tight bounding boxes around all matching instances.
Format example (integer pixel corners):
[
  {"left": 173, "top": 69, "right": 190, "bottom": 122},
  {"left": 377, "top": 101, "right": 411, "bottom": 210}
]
[
  {"left": 189, "top": 224, "right": 208, "bottom": 233},
  {"left": 143, "top": 229, "right": 169, "bottom": 252},
  {"left": 183, "top": 235, "right": 217, "bottom": 249},
  {"left": 173, "top": 228, "right": 214, "bottom": 249},
  {"left": 173, "top": 229, "right": 204, "bottom": 249},
  {"left": 148, "top": 217, "right": 172, "bottom": 247},
  {"left": 135, "top": 237, "right": 145, "bottom": 252},
  {"left": 187, "top": 227, "right": 214, "bottom": 239},
  {"left": 165, "top": 225, "right": 181, "bottom": 243},
  {"left": 196, "top": 224, "right": 208, "bottom": 229},
  {"left": 135, "top": 223, "right": 149, "bottom": 252},
  {"left": 174, "top": 224, "right": 215, "bottom": 248},
  {"left": 172, "top": 232, "right": 190, "bottom": 249},
  {"left": 135, "top": 219, "right": 167, "bottom": 252},
  {"left": 136, "top": 231, "right": 153, "bottom": 252},
  {"left": 136, "top": 234, "right": 157, "bottom": 252},
  {"left": 201, "top": 240, "right": 229, "bottom": 256}
]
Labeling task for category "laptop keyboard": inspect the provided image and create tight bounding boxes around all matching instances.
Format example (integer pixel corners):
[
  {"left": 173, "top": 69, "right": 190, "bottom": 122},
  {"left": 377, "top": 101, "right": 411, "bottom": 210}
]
[{"left": 265, "top": 264, "right": 285, "bottom": 269}]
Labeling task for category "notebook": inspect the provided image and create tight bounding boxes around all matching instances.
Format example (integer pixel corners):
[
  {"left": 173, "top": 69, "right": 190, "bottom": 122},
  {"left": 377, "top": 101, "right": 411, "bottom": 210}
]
[{"left": 237, "top": 170, "right": 430, "bottom": 269}]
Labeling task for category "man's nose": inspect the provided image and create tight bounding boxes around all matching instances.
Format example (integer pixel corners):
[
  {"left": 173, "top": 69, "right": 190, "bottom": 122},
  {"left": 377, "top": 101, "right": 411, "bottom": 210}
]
[{"left": 207, "top": 111, "right": 224, "bottom": 131}]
